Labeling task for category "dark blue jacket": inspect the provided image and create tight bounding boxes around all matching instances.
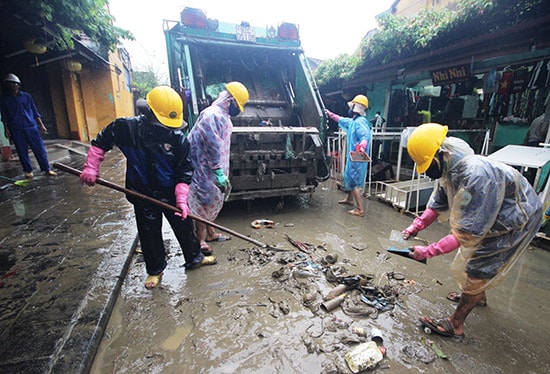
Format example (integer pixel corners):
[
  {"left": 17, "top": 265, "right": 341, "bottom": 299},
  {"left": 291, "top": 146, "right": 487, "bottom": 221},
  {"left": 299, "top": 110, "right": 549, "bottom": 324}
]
[{"left": 92, "top": 116, "right": 193, "bottom": 205}]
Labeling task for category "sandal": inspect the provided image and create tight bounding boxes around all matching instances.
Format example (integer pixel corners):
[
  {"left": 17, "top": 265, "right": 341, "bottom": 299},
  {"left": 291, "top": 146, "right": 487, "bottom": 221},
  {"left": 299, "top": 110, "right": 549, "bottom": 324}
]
[
  {"left": 189, "top": 255, "right": 217, "bottom": 269},
  {"left": 144, "top": 273, "right": 163, "bottom": 289},
  {"left": 205, "top": 233, "right": 231, "bottom": 242},
  {"left": 419, "top": 316, "right": 465, "bottom": 338},
  {"left": 447, "top": 291, "right": 487, "bottom": 307},
  {"left": 348, "top": 208, "right": 365, "bottom": 217},
  {"left": 200, "top": 241, "right": 213, "bottom": 256}
]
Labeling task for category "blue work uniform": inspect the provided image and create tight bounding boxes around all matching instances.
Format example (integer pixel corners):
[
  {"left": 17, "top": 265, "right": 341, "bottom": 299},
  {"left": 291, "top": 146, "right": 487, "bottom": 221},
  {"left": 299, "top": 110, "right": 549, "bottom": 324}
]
[{"left": 0, "top": 91, "right": 50, "bottom": 173}]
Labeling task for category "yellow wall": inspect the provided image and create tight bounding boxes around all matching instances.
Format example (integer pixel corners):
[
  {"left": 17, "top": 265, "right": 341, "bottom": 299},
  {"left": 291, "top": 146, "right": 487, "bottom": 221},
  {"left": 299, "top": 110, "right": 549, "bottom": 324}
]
[
  {"left": 109, "top": 52, "right": 134, "bottom": 119},
  {"left": 61, "top": 68, "right": 88, "bottom": 140},
  {"left": 52, "top": 49, "right": 134, "bottom": 142},
  {"left": 86, "top": 67, "right": 116, "bottom": 140}
]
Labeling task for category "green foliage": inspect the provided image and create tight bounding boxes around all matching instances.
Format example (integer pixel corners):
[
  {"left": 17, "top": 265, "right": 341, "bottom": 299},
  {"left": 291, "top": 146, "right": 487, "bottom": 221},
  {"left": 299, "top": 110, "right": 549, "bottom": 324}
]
[
  {"left": 132, "top": 70, "right": 158, "bottom": 97},
  {"left": 359, "top": 8, "right": 454, "bottom": 65},
  {"left": 314, "top": 53, "right": 362, "bottom": 86},
  {"left": 315, "top": 0, "right": 545, "bottom": 86},
  {"left": 8, "top": 0, "right": 132, "bottom": 51}
]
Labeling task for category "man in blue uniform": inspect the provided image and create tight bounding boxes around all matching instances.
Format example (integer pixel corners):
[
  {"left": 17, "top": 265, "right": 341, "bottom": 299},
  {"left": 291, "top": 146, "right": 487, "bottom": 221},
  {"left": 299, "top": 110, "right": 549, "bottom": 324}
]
[{"left": 0, "top": 73, "right": 57, "bottom": 178}]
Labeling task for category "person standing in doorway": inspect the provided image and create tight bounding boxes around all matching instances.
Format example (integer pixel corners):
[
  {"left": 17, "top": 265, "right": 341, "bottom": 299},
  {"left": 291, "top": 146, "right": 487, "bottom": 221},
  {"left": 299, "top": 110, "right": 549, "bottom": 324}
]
[
  {"left": 0, "top": 73, "right": 56, "bottom": 178},
  {"left": 187, "top": 82, "right": 249, "bottom": 256},
  {"left": 370, "top": 111, "right": 386, "bottom": 162},
  {"left": 325, "top": 94, "right": 371, "bottom": 217}
]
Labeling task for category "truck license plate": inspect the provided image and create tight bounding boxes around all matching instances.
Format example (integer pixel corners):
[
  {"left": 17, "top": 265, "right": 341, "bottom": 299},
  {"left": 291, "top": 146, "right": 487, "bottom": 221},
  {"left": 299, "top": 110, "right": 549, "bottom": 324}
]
[{"left": 236, "top": 25, "right": 256, "bottom": 41}]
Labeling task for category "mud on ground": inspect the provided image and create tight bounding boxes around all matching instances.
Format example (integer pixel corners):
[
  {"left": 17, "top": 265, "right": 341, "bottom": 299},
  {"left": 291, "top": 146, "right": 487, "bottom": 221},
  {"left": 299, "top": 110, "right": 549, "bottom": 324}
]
[{"left": 91, "top": 180, "right": 550, "bottom": 374}]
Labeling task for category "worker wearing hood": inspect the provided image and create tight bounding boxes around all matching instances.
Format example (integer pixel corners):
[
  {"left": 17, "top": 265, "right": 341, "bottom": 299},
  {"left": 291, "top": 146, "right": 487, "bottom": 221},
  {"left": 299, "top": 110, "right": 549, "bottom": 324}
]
[
  {"left": 401, "top": 123, "right": 542, "bottom": 338},
  {"left": 187, "top": 82, "right": 249, "bottom": 255},
  {"left": 325, "top": 94, "right": 371, "bottom": 217}
]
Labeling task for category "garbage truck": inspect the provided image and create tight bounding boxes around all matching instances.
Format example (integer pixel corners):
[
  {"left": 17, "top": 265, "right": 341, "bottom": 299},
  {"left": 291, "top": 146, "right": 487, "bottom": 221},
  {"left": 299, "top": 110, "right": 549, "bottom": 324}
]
[{"left": 163, "top": 7, "right": 329, "bottom": 201}]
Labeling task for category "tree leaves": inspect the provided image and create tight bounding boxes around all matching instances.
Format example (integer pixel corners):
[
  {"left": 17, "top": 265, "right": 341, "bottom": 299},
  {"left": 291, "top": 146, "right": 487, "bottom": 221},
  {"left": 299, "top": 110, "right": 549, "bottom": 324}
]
[
  {"left": 7, "top": 0, "right": 133, "bottom": 51},
  {"left": 314, "top": 0, "right": 544, "bottom": 86}
]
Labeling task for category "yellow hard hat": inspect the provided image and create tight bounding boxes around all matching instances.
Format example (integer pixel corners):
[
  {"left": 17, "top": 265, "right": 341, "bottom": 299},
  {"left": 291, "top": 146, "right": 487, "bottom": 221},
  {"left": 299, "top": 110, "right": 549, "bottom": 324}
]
[
  {"left": 146, "top": 86, "right": 183, "bottom": 128},
  {"left": 407, "top": 123, "right": 448, "bottom": 174},
  {"left": 225, "top": 81, "right": 249, "bottom": 113},
  {"left": 351, "top": 94, "right": 369, "bottom": 109}
]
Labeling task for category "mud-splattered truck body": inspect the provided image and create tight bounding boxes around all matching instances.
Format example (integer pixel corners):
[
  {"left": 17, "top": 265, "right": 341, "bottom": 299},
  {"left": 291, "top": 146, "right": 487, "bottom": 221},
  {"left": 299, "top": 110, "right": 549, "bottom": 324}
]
[{"left": 164, "top": 7, "right": 328, "bottom": 201}]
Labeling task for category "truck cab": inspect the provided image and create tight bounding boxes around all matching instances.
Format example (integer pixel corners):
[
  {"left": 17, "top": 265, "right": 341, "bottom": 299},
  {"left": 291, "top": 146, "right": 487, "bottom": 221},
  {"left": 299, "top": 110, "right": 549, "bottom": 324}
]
[{"left": 164, "top": 7, "right": 329, "bottom": 201}]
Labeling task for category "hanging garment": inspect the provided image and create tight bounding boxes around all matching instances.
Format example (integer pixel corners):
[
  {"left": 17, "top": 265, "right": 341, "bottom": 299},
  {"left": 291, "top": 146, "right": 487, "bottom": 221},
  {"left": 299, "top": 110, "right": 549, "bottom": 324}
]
[
  {"left": 528, "top": 60, "right": 549, "bottom": 90},
  {"left": 497, "top": 70, "right": 514, "bottom": 95},
  {"left": 512, "top": 68, "right": 529, "bottom": 93},
  {"left": 483, "top": 69, "right": 498, "bottom": 94}
]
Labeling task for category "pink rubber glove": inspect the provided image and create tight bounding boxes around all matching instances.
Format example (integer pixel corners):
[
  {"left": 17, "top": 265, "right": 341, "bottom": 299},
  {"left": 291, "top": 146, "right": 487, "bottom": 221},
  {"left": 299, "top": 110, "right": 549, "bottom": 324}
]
[
  {"left": 411, "top": 234, "right": 460, "bottom": 260},
  {"left": 325, "top": 109, "right": 340, "bottom": 123},
  {"left": 402, "top": 208, "right": 438, "bottom": 240},
  {"left": 175, "top": 183, "right": 190, "bottom": 220},
  {"left": 80, "top": 146, "right": 105, "bottom": 186},
  {"left": 358, "top": 139, "right": 368, "bottom": 153}
]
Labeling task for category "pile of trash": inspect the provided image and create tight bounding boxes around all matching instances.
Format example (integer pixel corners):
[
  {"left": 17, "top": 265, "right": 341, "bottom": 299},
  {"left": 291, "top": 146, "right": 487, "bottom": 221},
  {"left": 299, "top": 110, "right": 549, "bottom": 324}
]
[{"left": 236, "top": 231, "right": 445, "bottom": 371}]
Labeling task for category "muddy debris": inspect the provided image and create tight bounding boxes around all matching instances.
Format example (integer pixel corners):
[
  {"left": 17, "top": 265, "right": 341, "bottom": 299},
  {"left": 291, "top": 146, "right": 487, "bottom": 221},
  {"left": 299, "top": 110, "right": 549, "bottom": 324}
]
[{"left": 88, "top": 179, "right": 550, "bottom": 374}]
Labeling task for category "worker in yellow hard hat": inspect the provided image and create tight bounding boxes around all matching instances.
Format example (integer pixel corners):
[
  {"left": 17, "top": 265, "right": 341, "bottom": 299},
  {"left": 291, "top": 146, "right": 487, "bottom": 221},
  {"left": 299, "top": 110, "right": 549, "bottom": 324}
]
[
  {"left": 187, "top": 81, "right": 249, "bottom": 255},
  {"left": 80, "top": 86, "right": 217, "bottom": 289},
  {"left": 325, "top": 94, "right": 371, "bottom": 217},
  {"left": 401, "top": 123, "right": 542, "bottom": 338}
]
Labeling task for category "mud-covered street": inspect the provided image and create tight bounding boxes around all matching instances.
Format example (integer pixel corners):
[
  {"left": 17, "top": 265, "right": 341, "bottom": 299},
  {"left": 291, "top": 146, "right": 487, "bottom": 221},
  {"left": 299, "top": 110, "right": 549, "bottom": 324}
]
[
  {"left": 91, "top": 179, "right": 550, "bottom": 374},
  {"left": 1, "top": 147, "right": 549, "bottom": 373}
]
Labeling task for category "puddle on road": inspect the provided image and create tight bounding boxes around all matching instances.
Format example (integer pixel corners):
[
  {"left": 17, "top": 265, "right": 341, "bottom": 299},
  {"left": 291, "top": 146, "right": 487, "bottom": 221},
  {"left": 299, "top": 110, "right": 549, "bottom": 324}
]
[
  {"left": 87, "top": 180, "right": 550, "bottom": 374},
  {"left": 162, "top": 326, "right": 193, "bottom": 351}
]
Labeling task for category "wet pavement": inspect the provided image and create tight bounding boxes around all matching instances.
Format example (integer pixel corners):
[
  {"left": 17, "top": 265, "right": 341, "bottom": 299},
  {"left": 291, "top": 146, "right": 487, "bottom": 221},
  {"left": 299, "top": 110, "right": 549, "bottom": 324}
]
[
  {"left": 0, "top": 142, "right": 137, "bottom": 373},
  {"left": 1, "top": 143, "right": 550, "bottom": 374}
]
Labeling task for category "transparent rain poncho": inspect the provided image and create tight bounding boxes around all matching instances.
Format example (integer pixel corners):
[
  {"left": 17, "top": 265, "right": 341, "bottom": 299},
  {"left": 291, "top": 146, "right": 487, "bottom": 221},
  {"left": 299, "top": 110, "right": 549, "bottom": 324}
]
[
  {"left": 187, "top": 91, "right": 233, "bottom": 221},
  {"left": 427, "top": 137, "right": 543, "bottom": 293}
]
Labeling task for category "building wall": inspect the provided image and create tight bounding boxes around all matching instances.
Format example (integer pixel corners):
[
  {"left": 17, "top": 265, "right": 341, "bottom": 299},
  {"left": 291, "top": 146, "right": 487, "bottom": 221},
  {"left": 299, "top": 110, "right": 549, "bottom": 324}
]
[
  {"left": 394, "top": 0, "right": 458, "bottom": 16},
  {"left": 110, "top": 50, "right": 134, "bottom": 120},
  {"left": 46, "top": 64, "right": 71, "bottom": 139},
  {"left": 55, "top": 49, "right": 134, "bottom": 141}
]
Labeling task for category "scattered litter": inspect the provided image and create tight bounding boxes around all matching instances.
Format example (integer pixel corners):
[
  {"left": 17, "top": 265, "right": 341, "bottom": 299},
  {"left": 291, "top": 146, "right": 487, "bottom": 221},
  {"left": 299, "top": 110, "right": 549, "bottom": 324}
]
[
  {"left": 401, "top": 341, "right": 437, "bottom": 364},
  {"left": 423, "top": 337, "right": 448, "bottom": 359},
  {"left": 251, "top": 219, "right": 275, "bottom": 229},
  {"left": 324, "top": 253, "right": 338, "bottom": 264},
  {"left": 345, "top": 341, "right": 384, "bottom": 372},
  {"left": 286, "top": 234, "right": 316, "bottom": 254},
  {"left": 351, "top": 244, "right": 368, "bottom": 251}
]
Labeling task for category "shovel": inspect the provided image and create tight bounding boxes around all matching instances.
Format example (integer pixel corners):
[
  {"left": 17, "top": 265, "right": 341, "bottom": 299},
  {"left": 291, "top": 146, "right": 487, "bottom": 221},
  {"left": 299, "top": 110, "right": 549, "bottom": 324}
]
[
  {"left": 386, "top": 246, "right": 427, "bottom": 264},
  {"left": 377, "top": 237, "right": 427, "bottom": 264},
  {"left": 54, "top": 162, "right": 288, "bottom": 251},
  {"left": 0, "top": 175, "right": 31, "bottom": 187}
]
